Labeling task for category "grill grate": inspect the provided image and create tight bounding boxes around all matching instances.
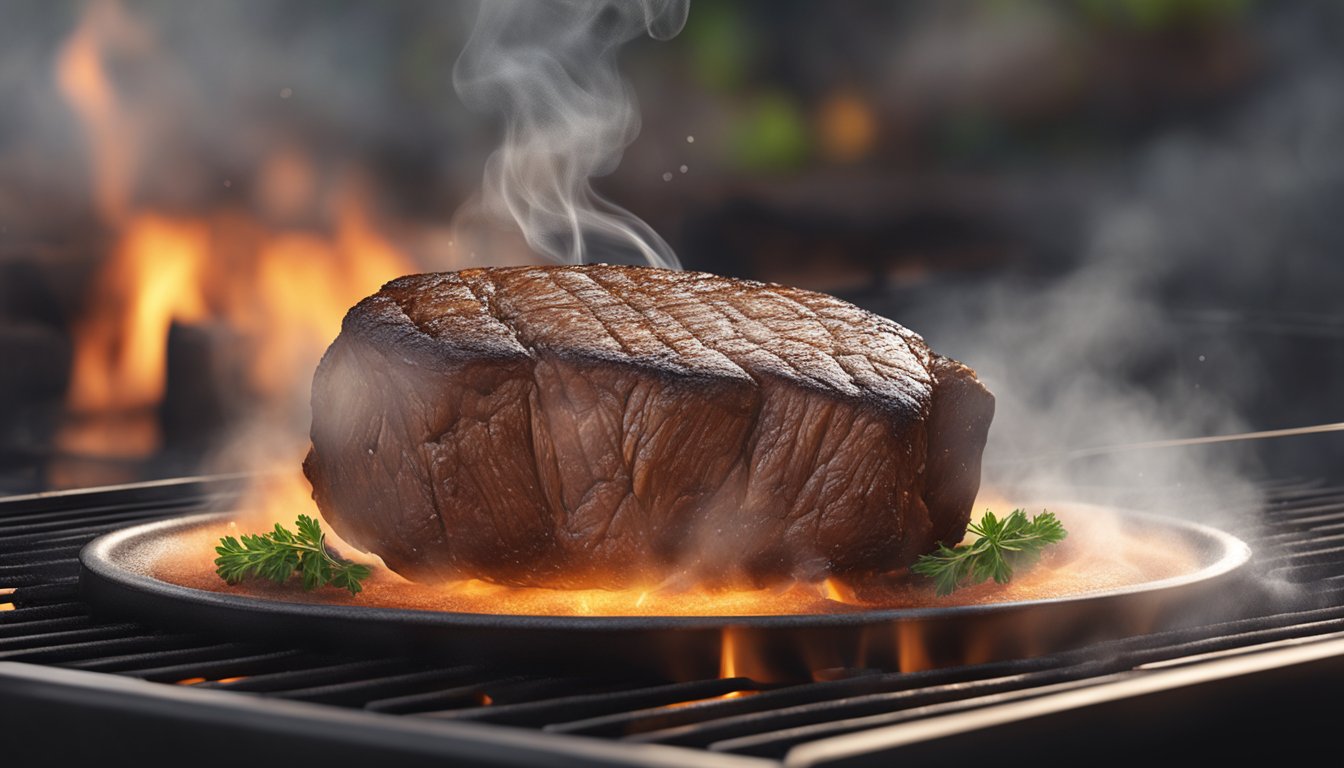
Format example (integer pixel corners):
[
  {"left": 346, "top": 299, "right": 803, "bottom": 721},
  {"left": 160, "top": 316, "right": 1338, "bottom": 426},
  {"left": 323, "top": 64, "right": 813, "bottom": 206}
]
[{"left": 2, "top": 475, "right": 1343, "bottom": 765}]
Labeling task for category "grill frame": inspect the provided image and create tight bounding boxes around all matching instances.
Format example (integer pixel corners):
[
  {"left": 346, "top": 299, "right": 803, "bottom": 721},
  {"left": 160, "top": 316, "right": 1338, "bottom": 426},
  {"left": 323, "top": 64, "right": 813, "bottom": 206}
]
[
  {"left": 2, "top": 472, "right": 1344, "bottom": 765},
  {"left": 0, "top": 660, "right": 765, "bottom": 768}
]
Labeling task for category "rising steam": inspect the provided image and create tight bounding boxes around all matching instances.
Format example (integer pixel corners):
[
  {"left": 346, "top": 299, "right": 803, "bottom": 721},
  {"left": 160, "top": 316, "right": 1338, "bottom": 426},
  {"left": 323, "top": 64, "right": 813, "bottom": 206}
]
[{"left": 452, "top": 0, "right": 688, "bottom": 268}]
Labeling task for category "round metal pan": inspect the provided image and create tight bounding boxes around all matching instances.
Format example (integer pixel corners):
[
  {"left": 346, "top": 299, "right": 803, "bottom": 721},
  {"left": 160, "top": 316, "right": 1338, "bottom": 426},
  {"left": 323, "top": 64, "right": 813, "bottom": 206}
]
[{"left": 80, "top": 510, "right": 1251, "bottom": 681}]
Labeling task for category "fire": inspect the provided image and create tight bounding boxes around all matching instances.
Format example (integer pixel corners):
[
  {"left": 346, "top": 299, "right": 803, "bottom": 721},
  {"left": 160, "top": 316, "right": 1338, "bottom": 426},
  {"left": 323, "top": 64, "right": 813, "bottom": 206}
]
[
  {"left": 54, "top": 2, "right": 415, "bottom": 459},
  {"left": 160, "top": 468, "right": 880, "bottom": 618},
  {"left": 175, "top": 676, "right": 247, "bottom": 686},
  {"left": 61, "top": 197, "right": 411, "bottom": 456},
  {"left": 55, "top": 0, "right": 142, "bottom": 222},
  {"left": 156, "top": 483, "right": 1202, "bottom": 625},
  {"left": 141, "top": 481, "right": 1211, "bottom": 683},
  {"left": 719, "top": 628, "right": 740, "bottom": 678},
  {"left": 820, "top": 576, "right": 858, "bottom": 603},
  {"left": 412, "top": 573, "right": 860, "bottom": 617},
  {"left": 67, "top": 215, "right": 211, "bottom": 413}
]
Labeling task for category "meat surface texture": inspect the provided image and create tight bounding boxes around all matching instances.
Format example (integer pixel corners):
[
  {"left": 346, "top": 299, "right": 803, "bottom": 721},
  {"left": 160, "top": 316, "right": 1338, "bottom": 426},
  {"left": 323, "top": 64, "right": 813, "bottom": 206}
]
[{"left": 304, "top": 265, "right": 994, "bottom": 588}]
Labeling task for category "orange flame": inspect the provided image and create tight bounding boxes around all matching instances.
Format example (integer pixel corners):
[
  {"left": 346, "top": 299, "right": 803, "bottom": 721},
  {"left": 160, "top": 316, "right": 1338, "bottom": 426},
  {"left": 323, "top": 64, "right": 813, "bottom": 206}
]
[
  {"left": 56, "top": 0, "right": 135, "bottom": 222},
  {"left": 68, "top": 215, "right": 211, "bottom": 413},
  {"left": 720, "top": 628, "right": 739, "bottom": 679},
  {"left": 55, "top": 3, "right": 414, "bottom": 459},
  {"left": 61, "top": 198, "right": 411, "bottom": 455}
]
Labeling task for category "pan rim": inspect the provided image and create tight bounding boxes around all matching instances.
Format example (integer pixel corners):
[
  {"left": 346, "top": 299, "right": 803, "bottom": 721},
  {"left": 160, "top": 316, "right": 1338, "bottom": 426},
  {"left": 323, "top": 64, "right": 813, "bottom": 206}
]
[{"left": 79, "top": 506, "right": 1252, "bottom": 632}]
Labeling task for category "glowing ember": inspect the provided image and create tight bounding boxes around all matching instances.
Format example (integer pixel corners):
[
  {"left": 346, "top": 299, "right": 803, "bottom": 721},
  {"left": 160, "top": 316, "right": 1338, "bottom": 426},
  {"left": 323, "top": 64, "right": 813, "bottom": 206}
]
[{"left": 172, "top": 675, "right": 247, "bottom": 685}]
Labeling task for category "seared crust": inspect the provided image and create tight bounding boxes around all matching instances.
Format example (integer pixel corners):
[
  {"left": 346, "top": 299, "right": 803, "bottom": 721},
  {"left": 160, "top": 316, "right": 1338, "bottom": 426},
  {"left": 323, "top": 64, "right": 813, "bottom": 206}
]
[{"left": 304, "top": 265, "right": 993, "bottom": 588}]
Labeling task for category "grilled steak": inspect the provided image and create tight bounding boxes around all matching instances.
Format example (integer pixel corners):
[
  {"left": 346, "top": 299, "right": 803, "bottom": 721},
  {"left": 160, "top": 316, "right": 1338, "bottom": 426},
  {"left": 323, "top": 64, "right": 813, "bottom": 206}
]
[{"left": 304, "top": 265, "right": 994, "bottom": 588}]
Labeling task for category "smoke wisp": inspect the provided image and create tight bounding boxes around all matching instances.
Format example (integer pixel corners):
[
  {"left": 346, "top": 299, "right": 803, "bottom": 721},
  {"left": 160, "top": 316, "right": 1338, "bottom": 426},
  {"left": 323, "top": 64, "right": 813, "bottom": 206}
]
[
  {"left": 452, "top": 0, "right": 689, "bottom": 269},
  {"left": 891, "top": 5, "right": 1344, "bottom": 548}
]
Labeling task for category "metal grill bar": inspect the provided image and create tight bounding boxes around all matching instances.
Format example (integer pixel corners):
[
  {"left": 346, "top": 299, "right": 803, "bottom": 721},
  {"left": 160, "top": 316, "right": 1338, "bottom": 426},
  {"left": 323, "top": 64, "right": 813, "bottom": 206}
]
[
  {"left": 274, "top": 665, "right": 485, "bottom": 705},
  {"left": 202, "top": 657, "right": 417, "bottom": 692},
  {"left": 0, "top": 601, "right": 88, "bottom": 622},
  {"left": 0, "top": 622, "right": 143, "bottom": 652},
  {"left": 122, "top": 649, "right": 308, "bottom": 682},
  {"left": 365, "top": 676, "right": 526, "bottom": 714},
  {"left": 427, "top": 678, "right": 764, "bottom": 726},
  {"left": 706, "top": 676, "right": 1113, "bottom": 758},
  {"left": 0, "top": 634, "right": 206, "bottom": 664},
  {"left": 0, "top": 475, "right": 1342, "bottom": 767},
  {"left": 0, "top": 615, "right": 94, "bottom": 637},
  {"left": 68, "top": 642, "right": 263, "bottom": 673}
]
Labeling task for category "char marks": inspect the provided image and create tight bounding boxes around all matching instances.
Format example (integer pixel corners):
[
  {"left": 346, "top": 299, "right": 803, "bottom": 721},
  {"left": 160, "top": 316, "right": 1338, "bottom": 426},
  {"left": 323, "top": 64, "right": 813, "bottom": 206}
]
[
  {"left": 393, "top": 265, "right": 932, "bottom": 413},
  {"left": 306, "top": 265, "right": 993, "bottom": 588}
]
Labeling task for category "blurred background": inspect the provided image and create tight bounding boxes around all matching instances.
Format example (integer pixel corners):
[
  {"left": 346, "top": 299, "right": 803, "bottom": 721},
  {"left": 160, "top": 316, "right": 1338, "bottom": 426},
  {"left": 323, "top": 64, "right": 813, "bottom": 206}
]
[{"left": 1, "top": 0, "right": 1341, "bottom": 497}]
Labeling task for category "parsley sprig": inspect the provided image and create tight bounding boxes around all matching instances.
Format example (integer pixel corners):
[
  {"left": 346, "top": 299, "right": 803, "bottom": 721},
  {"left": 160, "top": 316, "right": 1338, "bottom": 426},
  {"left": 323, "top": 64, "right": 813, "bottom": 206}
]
[
  {"left": 912, "top": 509, "right": 1067, "bottom": 596},
  {"left": 215, "top": 514, "right": 371, "bottom": 595}
]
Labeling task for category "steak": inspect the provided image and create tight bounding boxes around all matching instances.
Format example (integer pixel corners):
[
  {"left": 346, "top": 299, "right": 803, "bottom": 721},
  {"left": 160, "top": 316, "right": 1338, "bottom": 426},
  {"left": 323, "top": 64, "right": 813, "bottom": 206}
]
[{"left": 303, "top": 265, "right": 994, "bottom": 588}]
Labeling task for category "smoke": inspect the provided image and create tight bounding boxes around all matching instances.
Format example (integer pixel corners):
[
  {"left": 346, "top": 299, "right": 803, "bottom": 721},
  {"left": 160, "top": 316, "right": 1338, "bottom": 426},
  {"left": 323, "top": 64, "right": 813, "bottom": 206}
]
[
  {"left": 888, "top": 6, "right": 1344, "bottom": 539},
  {"left": 451, "top": 0, "right": 689, "bottom": 268},
  {"left": 954, "top": 212, "right": 1265, "bottom": 523}
]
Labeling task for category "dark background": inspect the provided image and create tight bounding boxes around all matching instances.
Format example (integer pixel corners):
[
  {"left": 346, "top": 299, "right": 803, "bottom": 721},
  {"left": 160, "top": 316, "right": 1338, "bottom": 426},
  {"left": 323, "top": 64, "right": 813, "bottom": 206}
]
[{"left": 1, "top": 0, "right": 1341, "bottom": 495}]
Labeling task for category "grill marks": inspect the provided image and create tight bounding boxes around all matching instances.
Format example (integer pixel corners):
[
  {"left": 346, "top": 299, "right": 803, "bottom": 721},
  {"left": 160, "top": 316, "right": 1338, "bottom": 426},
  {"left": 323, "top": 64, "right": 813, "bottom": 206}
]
[{"left": 305, "top": 265, "right": 993, "bottom": 587}]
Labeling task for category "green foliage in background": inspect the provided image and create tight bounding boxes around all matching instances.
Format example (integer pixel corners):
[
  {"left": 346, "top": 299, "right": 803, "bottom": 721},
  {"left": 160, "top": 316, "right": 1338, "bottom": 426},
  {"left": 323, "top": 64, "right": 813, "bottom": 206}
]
[
  {"left": 729, "top": 92, "right": 810, "bottom": 172},
  {"left": 684, "top": 0, "right": 756, "bottom": 92},
  {"left": 1078, "top": 0, "right": 1254, "bottom": 29}
]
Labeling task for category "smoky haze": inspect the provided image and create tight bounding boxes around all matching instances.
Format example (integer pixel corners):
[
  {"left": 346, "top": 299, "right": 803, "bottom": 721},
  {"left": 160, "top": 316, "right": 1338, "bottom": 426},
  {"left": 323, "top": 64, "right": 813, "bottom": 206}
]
[
  {"left": 883, "top": 4, "right": 1344, "bottom": 558},
  {"left": 2, "top": 1, "right": 1335, "bottom": 592},
  {"left": 451, "top": 0, "right": 689, "bottom": 269}
]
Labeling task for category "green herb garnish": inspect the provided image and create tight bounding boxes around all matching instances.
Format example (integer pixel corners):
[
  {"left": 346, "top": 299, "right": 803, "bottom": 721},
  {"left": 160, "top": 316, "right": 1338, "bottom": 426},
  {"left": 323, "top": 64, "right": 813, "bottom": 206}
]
[
  {"left": 912, "top": 509, "right": 1068, "bottom": 596},
  {"left": 215, "top": 514, "right": 371, "bottom": 595}
]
